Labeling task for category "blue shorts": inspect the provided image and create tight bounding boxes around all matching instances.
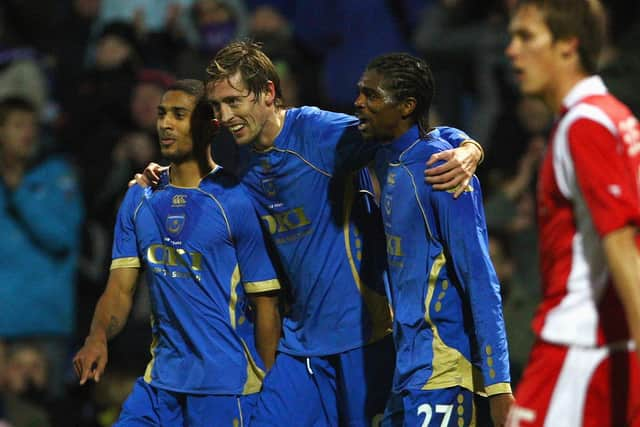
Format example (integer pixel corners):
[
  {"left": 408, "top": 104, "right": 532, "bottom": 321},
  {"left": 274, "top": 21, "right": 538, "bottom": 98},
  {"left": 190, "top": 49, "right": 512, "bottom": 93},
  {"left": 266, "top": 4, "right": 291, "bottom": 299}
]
[
  {"left": 114, "top": 377, "right": 258, "bottom": 427},
  {"left": 250, "top": 334, "right": 395, "bottom": 427},
  {"left": 382, "top": 387, "right": 491, "bottom": 427}
]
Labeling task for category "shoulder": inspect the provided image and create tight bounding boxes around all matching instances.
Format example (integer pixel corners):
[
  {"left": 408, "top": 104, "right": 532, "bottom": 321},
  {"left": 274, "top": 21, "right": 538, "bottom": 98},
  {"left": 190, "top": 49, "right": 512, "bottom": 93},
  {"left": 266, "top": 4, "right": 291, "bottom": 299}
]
[
  {"left": 402, "top": 136, "right": 454, "bottom": 166},
  {"left": 120, "top": 183, "right": 146, "bottom": 210},
  {"left": 560, "top": 98, "right": 620, "bottom": 137},
  {"left": 429, "top": 126, "right": 471, "bottom": 145},
  {"left": 292, "top": 106, "right": 359, "bottom": 131},
  {"left": 201, "top": 170, "right": 255, "bottom": 214}
]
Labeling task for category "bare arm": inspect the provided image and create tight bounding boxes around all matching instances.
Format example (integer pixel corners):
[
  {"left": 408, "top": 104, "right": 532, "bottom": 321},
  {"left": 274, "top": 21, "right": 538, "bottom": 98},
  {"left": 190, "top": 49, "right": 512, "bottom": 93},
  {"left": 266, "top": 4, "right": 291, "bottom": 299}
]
[
  {"left": 73, "top": 267, "right": 139, "bottom": 384},
  {"left": 424, "top": 141, "right": 483, "bottom": 198},
  {"left": 603, "top": 225, "right": 640, "bottom": 362},
  {"left": 249, "top": 291, "right": 281, "bottom": 371},
  {"left": 489, "top": 393, "right": 515, "bottom": 427}
]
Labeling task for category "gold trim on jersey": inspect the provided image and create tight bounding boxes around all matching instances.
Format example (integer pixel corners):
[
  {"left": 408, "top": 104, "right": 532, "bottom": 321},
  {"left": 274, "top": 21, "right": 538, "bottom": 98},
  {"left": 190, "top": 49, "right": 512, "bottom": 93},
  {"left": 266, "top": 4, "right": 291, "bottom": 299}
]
[
  {"left": 422, "top": 252, "right": 486, "bottom": 396},
  {"left": 111, "top": 257, "right": 141, "bottom": 270},
  {"left": 230, "top": 265, "right": 241, "bottom": 329},
  {"left": 240, "top": 339, "right": 265, "bottom": 394},
  {"left": 486, "top": 382, "right": 512, "bottom": 396},
  {"left": 143, "top": 314, "right": 158, "bottom": 383},
  {"left": 342, "top": 176, "right": 392, "bottom": 343},
  {"left": 244, "top": 279, "right": 281, "bottom": 294}
]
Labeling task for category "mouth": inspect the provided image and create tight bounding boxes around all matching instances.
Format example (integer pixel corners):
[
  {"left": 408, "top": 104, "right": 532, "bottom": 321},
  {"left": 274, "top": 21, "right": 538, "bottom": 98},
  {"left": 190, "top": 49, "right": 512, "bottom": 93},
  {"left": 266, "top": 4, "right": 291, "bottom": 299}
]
[
  {"left": 227, "top": 123, "right": 245, "bottom": 135},
  {"left": 512, "top": 66, "right": 525, "bottom": 81},
  {"left": 357, "top": 117, "right": 370, "bottom": 132},
  {"left": 160, "top": 136, "right": 176, "bottom": 146}
]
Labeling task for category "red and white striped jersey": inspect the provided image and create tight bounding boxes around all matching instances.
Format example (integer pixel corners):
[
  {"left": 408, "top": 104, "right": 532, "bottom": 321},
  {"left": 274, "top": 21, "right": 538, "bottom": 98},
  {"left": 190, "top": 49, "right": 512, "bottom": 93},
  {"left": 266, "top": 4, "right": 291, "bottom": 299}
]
[{"left": 533, "top": 76, "right": 640, "bottom": 347}]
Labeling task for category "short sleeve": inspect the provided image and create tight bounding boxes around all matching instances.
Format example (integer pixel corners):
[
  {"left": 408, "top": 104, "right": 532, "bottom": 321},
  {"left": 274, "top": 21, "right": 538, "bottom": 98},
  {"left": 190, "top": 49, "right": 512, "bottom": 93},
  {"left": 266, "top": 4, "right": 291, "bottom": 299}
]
[
  {"left": 568, "top": 118, "right": 640, "bottom": 236},
  {"left": 228, "top": 189, "right": 280, "bottom": 294},
  {"left": 111, "top": 186, "right": 143, "bottom": 269}
]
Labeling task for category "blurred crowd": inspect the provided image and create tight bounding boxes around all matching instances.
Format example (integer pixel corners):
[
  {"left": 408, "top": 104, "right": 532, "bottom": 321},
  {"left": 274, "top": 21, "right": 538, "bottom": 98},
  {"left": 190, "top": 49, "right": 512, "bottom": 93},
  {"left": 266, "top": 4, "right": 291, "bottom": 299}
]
[{"left": 0, "top": 0, "right": 638, "bottom": 425}]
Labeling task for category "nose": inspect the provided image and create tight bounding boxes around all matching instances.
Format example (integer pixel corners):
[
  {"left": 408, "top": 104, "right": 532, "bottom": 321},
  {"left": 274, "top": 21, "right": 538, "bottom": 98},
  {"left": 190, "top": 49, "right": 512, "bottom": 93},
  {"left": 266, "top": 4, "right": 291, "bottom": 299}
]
[
  {"left": 354, "top": 92, "right": 365, "bottom": 109},
  {"left": 158, "top": 114, "right": 172, "bottom": 130},
  {"left": 219, "top": 104, "right": 233, "bottom": 123},
  {"left": 505, "top": 37, "right": 518, "bottom": 60}
]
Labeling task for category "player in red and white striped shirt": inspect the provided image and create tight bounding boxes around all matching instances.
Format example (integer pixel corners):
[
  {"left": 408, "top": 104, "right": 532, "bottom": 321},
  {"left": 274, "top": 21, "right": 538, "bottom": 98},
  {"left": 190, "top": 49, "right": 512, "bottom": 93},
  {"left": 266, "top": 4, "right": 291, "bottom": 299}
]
[{"left": 505, "top": 1, "right": 640, "bottom": 426}]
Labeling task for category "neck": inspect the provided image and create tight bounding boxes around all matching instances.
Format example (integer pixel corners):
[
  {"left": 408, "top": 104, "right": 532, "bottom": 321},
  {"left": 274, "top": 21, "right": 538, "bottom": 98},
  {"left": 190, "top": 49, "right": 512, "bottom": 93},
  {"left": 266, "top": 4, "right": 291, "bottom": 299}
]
[
  {"left": 253, "top": 108, "right": 286, "bottom": 151},
  {"left": 545, "top": 69, "right": 589, "bottom": 114},
  {"left": 169, "top": 151, "right": 217, "bottom": 187}
]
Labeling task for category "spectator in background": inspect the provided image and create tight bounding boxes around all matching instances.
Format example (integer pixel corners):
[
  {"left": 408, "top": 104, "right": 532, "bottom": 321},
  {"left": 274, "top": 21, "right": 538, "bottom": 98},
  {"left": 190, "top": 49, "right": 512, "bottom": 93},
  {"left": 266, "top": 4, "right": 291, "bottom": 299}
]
[
  {"left": 96, "top": 0, "right": 194, "bottom": 34},
  {"left": 63, "top": 21, "right": 141, "bottom": 196},
  {"left": 49, "top": 0, "right": 102, "bottom": 120},
  {"left": 0, "top": 4, "right": 49, "bottom": 118},
  {"left": 175, "top": 0, "right": 247, "bottom": 79},
  {"left": 414, "top": 0, "right": 514, "bottom": 147},
  {"left": 0, "top": 97, "right": 84, "bottom": 401},
  {"left": 293, "top": 0, "right": 428, "bottom": 112},
  {"left": 0, "top": 342, "right": 51, "bottom": 427}
]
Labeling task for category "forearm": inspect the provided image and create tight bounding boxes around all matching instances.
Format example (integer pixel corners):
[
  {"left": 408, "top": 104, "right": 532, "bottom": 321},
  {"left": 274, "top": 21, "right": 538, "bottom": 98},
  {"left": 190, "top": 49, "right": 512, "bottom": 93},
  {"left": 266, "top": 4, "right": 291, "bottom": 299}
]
[
  {"left": 87, "top": 270, "right": 138, "bottom": 342},
  {"left": 253, "top": 298, "right": 281, "bottom": 370},
  {"left": 603, "top": 226, "right": 640, "bottom": 350},
  {"left": 88, "top": 291, "right": 132, "bottom": 342}
]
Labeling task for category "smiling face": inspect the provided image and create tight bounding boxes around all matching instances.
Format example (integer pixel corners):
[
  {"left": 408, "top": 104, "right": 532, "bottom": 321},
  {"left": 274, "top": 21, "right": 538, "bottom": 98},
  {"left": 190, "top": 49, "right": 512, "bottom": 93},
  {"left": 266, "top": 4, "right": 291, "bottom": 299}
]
[
  {"left": 354, "top": 70, "right": 408, "bottom": 142},
  {"left": 156, "top": 90, "right": 197, "bottom": 163},
  {"left": 506, "top": 4, "right": 563, "bottom": 101},
  {"left": 207, "top": 72, "right": 272, "bottom": 146}
]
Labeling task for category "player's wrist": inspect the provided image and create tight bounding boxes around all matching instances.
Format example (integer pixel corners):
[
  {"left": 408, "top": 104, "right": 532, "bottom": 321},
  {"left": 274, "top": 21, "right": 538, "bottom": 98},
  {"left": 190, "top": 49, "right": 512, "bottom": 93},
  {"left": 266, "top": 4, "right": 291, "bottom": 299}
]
[
  {"left": 86, "top": 330, "right": 108, "bottom": 345},
  {"left": 461, "top": 139, "right": 484, "bottom": 164}
]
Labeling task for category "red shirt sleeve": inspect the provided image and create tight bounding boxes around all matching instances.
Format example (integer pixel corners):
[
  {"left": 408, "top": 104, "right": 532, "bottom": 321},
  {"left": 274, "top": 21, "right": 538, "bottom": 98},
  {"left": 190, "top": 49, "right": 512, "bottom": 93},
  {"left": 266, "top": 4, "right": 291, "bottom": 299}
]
[{"left": 568, "top": 118, "right": 640, "bottom": 236}]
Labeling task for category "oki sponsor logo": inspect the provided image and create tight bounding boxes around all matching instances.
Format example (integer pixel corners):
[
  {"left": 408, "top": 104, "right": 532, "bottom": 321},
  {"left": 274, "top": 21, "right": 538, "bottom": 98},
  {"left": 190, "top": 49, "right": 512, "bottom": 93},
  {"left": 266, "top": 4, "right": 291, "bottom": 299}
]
[
  {"left": 261, "top": 207, "right": 311, "bottom": 235},
  {"left": 147, "top": 244, "right": 203, "bottom": 271}
]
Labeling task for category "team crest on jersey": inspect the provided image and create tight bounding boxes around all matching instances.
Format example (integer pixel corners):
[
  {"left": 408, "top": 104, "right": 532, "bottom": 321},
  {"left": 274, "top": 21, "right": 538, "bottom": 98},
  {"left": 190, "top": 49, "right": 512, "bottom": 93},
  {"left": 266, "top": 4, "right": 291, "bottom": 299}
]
[
  {"left": 383, "top": 194, "right": 392, "bottom": 217},
  {"left": 261, "top": 178, "right": 277, "bottom": 199},
  {"left": 387, "top": 173, "right": 396, "bottom": 186},
  {"left": 172, "top": 194, "right": 187, "bottom": 207},
  {"left": 166, "top": 215, "right": 186, "bottom": 235},
  {"left": 260, "top": 159, "right": 272, "bottom": 172}
]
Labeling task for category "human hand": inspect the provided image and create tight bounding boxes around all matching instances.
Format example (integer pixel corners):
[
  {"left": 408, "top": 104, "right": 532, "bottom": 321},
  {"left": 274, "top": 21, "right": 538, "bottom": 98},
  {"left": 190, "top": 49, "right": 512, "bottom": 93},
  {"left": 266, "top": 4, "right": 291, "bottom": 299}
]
[
  {"left": 73, "top": 335, "right": 108, "bottom": 385},
  {"left": 489, "top": 393, "right": 515, "bottom": 427},
  {"left": 424, "top": 142, "right": 482, "bottom": 198},
  {"left": 128, "top": 162, "right": 168, "bottom": 188}
]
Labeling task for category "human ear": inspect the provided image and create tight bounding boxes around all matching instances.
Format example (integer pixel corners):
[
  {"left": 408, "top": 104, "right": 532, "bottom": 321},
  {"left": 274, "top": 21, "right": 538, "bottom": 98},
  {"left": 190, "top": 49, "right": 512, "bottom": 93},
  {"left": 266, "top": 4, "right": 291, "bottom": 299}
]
[{"left": 400, "top": 97, "right": 417, "bottom": 119}]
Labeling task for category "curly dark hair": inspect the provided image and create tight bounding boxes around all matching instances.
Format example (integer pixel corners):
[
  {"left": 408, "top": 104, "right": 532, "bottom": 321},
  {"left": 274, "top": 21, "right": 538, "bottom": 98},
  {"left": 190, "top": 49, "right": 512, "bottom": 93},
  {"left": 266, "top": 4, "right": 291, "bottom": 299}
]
[{"left": 365, "top": 53, "right": 435, "bottom": 138}]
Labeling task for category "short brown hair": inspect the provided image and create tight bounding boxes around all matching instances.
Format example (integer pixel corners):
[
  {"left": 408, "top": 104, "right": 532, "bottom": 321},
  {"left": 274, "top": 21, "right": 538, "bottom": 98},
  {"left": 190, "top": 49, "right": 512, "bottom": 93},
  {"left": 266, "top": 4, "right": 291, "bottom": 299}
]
[
  {"left": 205, "top": 40, "right": 283, "bottom": 108},
  {"left": 516, "top": 0, "right": 606, "bottom": 74}
]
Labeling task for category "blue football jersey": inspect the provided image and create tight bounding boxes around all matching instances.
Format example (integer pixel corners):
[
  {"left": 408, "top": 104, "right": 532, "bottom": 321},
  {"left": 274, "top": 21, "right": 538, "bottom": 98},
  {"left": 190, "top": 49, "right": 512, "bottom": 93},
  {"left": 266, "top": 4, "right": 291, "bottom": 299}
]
[
  {"left": 376, "top": 125, "right": 511, "bottom": 396},
  {"left": 111, "top": 167, "right": 280, "bottom": 395},
  {"left": 240, "top": 106, "right": 391, "bottom": 356}
]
